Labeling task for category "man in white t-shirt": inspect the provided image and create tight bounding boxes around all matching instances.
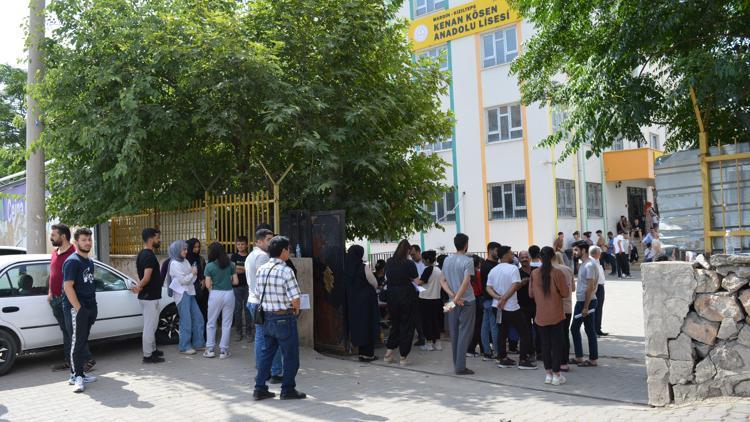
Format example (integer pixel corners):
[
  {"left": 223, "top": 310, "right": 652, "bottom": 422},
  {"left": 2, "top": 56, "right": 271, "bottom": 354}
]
[
  {"left": 614, "top": 231, "right": 632, "bottom": 279},
  {"left": 486, "top": 246, "right": 536, "bottom": 370}
]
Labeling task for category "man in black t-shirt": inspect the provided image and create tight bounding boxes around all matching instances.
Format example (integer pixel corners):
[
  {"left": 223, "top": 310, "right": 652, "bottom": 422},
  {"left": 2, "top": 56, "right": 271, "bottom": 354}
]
[
  {"left": 132, "top": 228, "right": 164, "bottom": 364},
  {"left": 231, "top": 236, "right": 251, "bottom": 341},
  {"left": 517, "top": 250, "right": 539, "bottom": 358},
  {"left": 479, "top": 242, "right": 501, "bottom": 359}
]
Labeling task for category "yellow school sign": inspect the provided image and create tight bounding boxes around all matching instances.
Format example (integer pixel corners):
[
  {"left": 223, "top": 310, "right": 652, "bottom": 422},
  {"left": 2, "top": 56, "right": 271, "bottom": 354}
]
[{"left": 408, "top": 0, "right": 520, "bottom": 51}]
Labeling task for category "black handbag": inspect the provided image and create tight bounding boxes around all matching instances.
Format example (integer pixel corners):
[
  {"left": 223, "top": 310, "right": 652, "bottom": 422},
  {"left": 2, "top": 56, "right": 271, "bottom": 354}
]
[
  {"left": 253, "top": 263, "right": 278, "bottom": 325},
  {"left": 378, "top": 283, "right": 388, "bottom": 303}
]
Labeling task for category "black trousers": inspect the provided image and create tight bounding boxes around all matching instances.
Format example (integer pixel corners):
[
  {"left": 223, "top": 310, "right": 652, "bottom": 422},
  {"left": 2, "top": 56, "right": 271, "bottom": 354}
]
[
  {"left": 467, "top": 298, "right": 484, "bottom": 354},
  {"left": 359, "top": 344, "right": 374, "bottom": 357},
  {"left": 561, "top": 313, "right": 572, "bottom": 365},
  {"left": 539, "top": 321, "right": 564, "bottom": 372},
  {"left": 64, "top": 304, "right": 97, "bottom": 377},
  {"left": 498, "top": 309, "right": 532, "bottom": 361},
  {"left": 600, "top": 253, "right": 617, "bottom": 274},
  {"left": 419, "top": 298, "right": 443, "bottom": 342},
  {"left": 386, "top": 287, "right": 416, "bottom": 357},
  {"left": 616, "top": 252, "right": 630, "bottom": 277},
  {"left": 414, "top": 298, "right": 425, "bottom": 344},
  {"left": 595, "top": 285, "right": 605, "bottom": 333},
  {"left": 520, "top": 306, "right": 539, "bottom": 356}
]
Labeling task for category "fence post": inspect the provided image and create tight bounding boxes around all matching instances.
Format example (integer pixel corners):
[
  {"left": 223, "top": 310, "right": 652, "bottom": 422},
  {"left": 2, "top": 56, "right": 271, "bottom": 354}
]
[
  {"left": 204, "top": 190, "right": 212, "bottom": 245},
  {"left": 259, "top": 163, "right": 294, "bottom": 235}
]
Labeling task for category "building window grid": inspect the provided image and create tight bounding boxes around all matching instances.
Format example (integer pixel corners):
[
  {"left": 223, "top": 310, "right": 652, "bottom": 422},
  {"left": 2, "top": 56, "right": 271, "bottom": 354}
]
[
  {"left": 415, "top": 0, "right": 449, "bottom": 17},
  {"left": 481, "top": 26, "right": 518, "bottom": 68},
  {"left": 487, "top": 104, "right": 523, "bottom": 143},
  {"left": 556, "top": 179, "right": 577, "bottom": 218},
  {"left": 649, "top": 132, "right": 660, "bottom": 150},
  {"left": 428, "top": 189, "right": 456, "bottom": 222},
  {"left": 418, "top": 45, "right": 449, "bottom": 72},
  {"left": 488, "top": 181, "right": 527, "bottom": 220},
  {"left": 586, "top": 182, "right": 603, "bottom": 218},
  {"left": 424, "top": 138, "right": 453, "bottom": 152}
]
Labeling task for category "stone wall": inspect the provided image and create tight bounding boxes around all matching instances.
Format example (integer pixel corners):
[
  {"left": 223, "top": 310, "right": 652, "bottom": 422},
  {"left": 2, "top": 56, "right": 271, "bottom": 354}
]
[{"left": 643, "top": 255, "right": 750, "bottom": 406}]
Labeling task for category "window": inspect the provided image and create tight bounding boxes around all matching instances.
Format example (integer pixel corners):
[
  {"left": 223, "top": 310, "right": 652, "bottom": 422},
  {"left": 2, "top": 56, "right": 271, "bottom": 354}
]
[
  {"left": 94, "top": 265, "right": 129, "bottom": 292},
  {"left": 2, "top": 263, "right": 49, "bottom": 296},
  {"left": 556, "top": 179, "right": 577, "bottom": 218},
  {"left": 423, "top": 137, "right": 453, "bottom": 152},
  {"left": 428, "top": 189, "right": 456, "bottom": 223},
  {"left": 488, "top": 181, "right": 527, "bottom": 220},
  {"left": 611, "top": 138, "right": 624, "bottom": 151},
  {"left": 481, "top": 26, "right": 518, "bottom": 68},
  {"left": 586, "top": 182, "right": 603, "bottom": 218},
  {"left": 418, "top": 45, "right": 449, "bottom": 72},
  {"left": 551, "top": 106, "right": 568, "bottom": 135},
  {"left": 487, "top": 104, "right": 523, "bottom": 143},
  {"left": 649, "top": 133, "right": 660, "bottom": 150},
  {"left": 415, "top": 0, "right": 448, "bottom": 17}
]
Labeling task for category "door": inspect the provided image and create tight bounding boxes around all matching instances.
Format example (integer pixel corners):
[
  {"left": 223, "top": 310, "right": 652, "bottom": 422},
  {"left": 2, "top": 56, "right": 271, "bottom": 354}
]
[
  {"left": 0, "top": 261, "right": 60, "bottom": 350},
  {"left": 89, "top": 263, "right": 143, "bottom": 340},
  {"left": 627, "top": 187, "right": 647, "bottom": 224}
]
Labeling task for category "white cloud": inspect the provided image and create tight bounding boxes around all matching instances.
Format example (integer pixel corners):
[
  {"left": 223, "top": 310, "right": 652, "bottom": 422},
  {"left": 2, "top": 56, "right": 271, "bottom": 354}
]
[{"left": 0, "top": 0, "right": 31, "bottom": 68}]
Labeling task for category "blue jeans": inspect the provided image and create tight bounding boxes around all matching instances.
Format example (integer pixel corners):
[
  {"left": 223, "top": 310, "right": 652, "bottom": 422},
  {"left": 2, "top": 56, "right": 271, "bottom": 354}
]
[
  {"left": 247, "top": 303, "right": 282, "bottom": 376},
  {"left": 480, "top": 299, "right": 499, "bottom": 355},
  {"left": 177, "top": 294, "right": 205, "bottom": 352},
  {"left": 571, "top": 299, "right": 598, "bottom": 360},
  {"left": 254, "top": 313, "right": 300, "bottom": 395}
]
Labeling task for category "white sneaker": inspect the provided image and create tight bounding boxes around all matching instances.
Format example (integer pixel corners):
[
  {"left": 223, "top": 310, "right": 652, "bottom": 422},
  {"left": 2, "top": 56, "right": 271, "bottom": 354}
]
[
  {"left": 419, "top": 345, "right": 428, "bottom": 351},
  {"left": 552, "top": 375, "right": 567, "bottom": 386},
  {"left": 68, "top": 374, "right": 97, "bottom": 385},
  {"left": 73, "top": 376, "right": 85, "bottom": 393},
  {"left": 434, "top": 341, "right": 442, "bottom": 351},
  {"left": 180, "top": 349, "right": 197, "bottom": 355},
  {"left": 426, "top": 343, "right": 435, "bottom": 351},
  {"left": 219, "top": 350, "right": 231, "bottom": 359},
  {"left": 203, "top": 349, "right": 215, "bottom": 358},
  {"left": 545, "top": 374, "right": 553, "bottom": 384}
]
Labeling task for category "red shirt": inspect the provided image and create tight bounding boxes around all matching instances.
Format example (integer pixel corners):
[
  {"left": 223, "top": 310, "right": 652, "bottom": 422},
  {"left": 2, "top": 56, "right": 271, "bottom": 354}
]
[{"left": 50, "top": 246, "right": 76, "bottom": 296}]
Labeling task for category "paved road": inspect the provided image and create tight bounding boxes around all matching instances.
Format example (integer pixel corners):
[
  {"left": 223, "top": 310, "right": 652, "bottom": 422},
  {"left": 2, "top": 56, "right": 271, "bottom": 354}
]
[{"left": 3, "top": 277, "right": 750, "bottom": 421}]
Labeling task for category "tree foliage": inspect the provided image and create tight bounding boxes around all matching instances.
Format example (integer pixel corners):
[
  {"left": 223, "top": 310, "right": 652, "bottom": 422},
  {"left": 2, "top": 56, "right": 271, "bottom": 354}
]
[
  {"left": 40, "top": 0, "right": 451, "bottom": 240},
  {"left": 0, "top": 64, "right": 26, "bottom": 176},
  {"left": 510, "top": 0, "right": 750, "bottom": 158}
]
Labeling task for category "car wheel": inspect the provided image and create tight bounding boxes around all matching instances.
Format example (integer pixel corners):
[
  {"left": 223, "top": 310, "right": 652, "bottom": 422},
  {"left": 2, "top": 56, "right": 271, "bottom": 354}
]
[
  {"left": 0, "top": 330, "right": 18, "bottom": 376},
  {"left": 156, "top": 304, "right": 180, "bottom": 345}
]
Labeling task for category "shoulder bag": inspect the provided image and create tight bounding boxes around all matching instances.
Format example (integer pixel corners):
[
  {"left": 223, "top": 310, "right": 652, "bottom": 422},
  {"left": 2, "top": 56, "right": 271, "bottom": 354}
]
[{"left": 253, "top": 263, "right": 279, "bottom": 325}]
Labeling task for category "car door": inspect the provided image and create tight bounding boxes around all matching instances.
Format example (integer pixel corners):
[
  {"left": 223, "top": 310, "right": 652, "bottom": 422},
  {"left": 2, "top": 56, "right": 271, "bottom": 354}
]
[
  {"left": 0, "top": 261, "right": 60, "bottom": 350},
  {"left": 89, "top": 263, "right": 143, "bottom": 340}
]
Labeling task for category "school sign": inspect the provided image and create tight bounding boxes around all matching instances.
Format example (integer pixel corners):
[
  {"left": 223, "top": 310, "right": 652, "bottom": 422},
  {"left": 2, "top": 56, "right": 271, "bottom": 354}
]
[{"left": 408, "top": 0, "right": 520, "bottom": 51}]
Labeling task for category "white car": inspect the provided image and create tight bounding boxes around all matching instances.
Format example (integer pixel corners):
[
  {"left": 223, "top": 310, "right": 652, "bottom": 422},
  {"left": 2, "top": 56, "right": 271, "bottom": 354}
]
[{"left": 0, "top": 254, "right": 179, "bottom": 375}]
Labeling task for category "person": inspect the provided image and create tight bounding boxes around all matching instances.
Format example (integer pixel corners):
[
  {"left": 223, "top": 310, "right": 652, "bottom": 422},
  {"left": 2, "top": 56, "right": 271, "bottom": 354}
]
[
  {"left": 231, "top": 236, "right": 251, "bottom": 341},
  {"left": 383, "top": 240, "right": 419, "bottom": 366},
  {"left": 652, "top": 239, "right": 668, "bottom": 262},
  {"left": 629, "top": 231, "right": 640, "bottom": 264},
  {"left": 552, "top": 252, "right": 574, "bottom": 372},
  {"left": 438, "top": 234, "right": 477, "bottom": 375},
  {"left": 203, "top": 242, "right": 239, "bottom": 359},
  {"left": 374, "top": 259, "right": 386, "bottom": 287},
  {"left": 517, "top": 250, "right": 539, "bottom": 359},
  {"left": 418, "top": 250, "right": 443, "bottom": 351},
  {"left": 594, "top": 253, "right": 609, "bottom": 337},
  {"left": 645, "top": 201, "right": 659, "bottom": 233},
  {"left": 617, "top": 216, "right": 630, "bottom": 235},
  {"left": 480, "top": 242, "right": 501, "bottom": 360},
  {"left": 466, "top": 255, "right": 485, "bottom": 357},
  {"left": 529, "top": 247, "right": 571, "bottom": 385},
  {"left": 528, "top": 245, "right": 542, "bottom": 268},
  {"left": 344, "top": 245, "right": 380, "bottom": 362},
  {"left": 486, "top": 246, "right": 536, "bottom": 370},
  {"left": 409, "top": 244, "right": 427, "bottom": 348},
  {"left": 614, "top": 230, "right": 632, "bottom": 279},
  {"left": 48, "top": 224, "right": 94, "bottom": 373},
  {"left": 132, "top": 228, "right": 165, "bottom": 364},
  {"left": 631, "top": 217, "right": 643, "bottom": 240},
  {"left": 168, "top": 240, "right": 205, "bottom": 354},
  {"left": 597, "top": 230, "right": 617, "bottom": 276},
  {"left": 553, "top": 232, "right": 564, "bottom": 253},
  {"left": 62, "top": 228, "right": 98, "bottom": 393},
  {"left": 644, "top": 242, "right": 655, "bottom": 262},
  {"left": 409, "top": 244, "right": 426, "bottom": 276},
  {"left": 186, "top": 238, "right": 208, "bottom": 326},
  {"left": 253, "top": 236, "right": 306, "bottom": 401},
  {"left": 564, "top": 231, "right": 580, "bottom": 264},
  {"left": 583, "top": 232, "right": 594, "bottom": 246},
  {"left": 570, "top": 242, "right": 599, "bottom": 367}
]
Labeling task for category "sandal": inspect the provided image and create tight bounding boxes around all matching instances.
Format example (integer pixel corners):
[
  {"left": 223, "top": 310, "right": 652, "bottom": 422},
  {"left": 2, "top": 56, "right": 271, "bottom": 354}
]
[{"left": 577, "top": 360, "right": 597, "bottom": 367}]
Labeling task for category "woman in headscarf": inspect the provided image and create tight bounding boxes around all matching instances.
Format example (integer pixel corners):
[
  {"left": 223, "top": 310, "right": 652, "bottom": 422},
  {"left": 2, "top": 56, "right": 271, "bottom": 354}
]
[
  {"left": 344, "top": 244, "right": 380, "bottom": 362},
  {"left": 383, "top": 240, "right": 419, "bottom": 366},
  {"left": 168, "top": 240, "right": 205, "bottom": 354},
  {"left": 186, "top": 238, "right": 208, "bottom": 324}
]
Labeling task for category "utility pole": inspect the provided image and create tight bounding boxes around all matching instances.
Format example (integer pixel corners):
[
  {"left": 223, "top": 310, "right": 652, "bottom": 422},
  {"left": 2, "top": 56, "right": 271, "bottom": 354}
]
[{"left": 25, "top": 0, "right": 46, "bottom": 254}]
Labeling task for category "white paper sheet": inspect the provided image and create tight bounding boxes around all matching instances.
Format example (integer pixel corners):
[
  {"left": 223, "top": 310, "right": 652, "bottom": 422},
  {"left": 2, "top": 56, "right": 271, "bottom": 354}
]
[{"left": 300, "top": 294, "right": 311, "bottom": 310}]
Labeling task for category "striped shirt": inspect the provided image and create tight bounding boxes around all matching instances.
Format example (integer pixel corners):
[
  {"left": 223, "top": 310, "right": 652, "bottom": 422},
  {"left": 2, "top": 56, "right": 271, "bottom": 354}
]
[{"left": 255, "top": 258, "right": 301, "bottom": 311}]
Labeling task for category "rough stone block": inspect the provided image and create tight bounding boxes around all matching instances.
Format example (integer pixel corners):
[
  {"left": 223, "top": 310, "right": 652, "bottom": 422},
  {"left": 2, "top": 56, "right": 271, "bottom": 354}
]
[
  {"left": 647, "top": 335, "right": 669, "bottom": 358},
  {"left": 739, "top": 289, "right": 750, "bottom": 315},
  {"left": 695, "top": 356, "right": 717, "bottom": 383},
  {"left": 716, "top": 266, "right": 750, "bottom": 278},
  {"left": 646, "top": 356, "right": 671, "bottom": 406},
  {"left": 695, "top": 269, "right": 722, "bottom": 293},
  {"left": 682, "top": 312, "right": 720, "bottom": 345},
  {"left": 669, "top": 360, "right": 695, "bottom": 384},
  {"left": 717, "top": 318, "right": 742, "bottom": 340},
  {"left": 694, "top": 341, "right": 712, "bottom": 359},
  {"left": 738, "top": 325, "right": 750, "bottom": 347},
  {"left": 723, "top": 273, "right": 750, "bottom": 294},
  {"left": 734, "top": 380, "right": 750, "bottom": 396},
  {"left": 696, "top": 254, "right": 711, "bottom": 269},
  {"left": 711, "top": 254, "right": 750, "bottom": 267},
  {"left": 694, "top": 294, "right": 744, "bottom": 322},
  {"left": 672, "top": 384, "right": 699, "bottom": 404},
  {"left": 668, "top": 333, "right": 695, "bottom": 361},
  {"left": 709, "top": 342, "right": 745, "bottom": 371}
]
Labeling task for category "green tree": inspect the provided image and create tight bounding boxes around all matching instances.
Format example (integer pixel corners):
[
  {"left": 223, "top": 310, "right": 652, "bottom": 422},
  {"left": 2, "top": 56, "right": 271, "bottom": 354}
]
[
  {"left": 39, "top": 0, "right": 451, "bottom": 240},
  {"left": 510, "top": 0, "right": 750, "bottom": 158},
  {"left": 0, "top": 64, "right": 26, "bottom": 176}
]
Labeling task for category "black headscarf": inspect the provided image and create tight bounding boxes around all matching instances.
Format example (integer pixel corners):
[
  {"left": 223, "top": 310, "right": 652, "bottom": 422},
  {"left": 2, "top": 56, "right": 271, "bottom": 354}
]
[
  {"left": 185, "top": 238, "right": 204, "bottom": 280},
  {"left": 344, "top": 245, "right": 365, "bottom": 279}
]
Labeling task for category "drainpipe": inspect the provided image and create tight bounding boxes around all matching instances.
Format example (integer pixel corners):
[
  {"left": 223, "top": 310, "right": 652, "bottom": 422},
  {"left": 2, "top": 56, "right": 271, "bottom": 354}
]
[{"left": 577, "top": 148, "right": 586, "bottom": 229}]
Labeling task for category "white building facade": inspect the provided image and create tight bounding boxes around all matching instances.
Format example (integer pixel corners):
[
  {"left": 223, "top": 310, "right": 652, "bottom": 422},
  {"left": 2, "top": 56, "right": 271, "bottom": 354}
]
[{"left": 368, "top": 0, "right": 665, "bottom": 255}]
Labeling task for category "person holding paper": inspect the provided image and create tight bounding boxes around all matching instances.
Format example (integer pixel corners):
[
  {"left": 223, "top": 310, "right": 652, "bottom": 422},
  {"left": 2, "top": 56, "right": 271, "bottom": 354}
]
[
  {"left": 570, "top": 242, "right": 600, "bottom": 367},
  {"left": 344, "top": 245, "right": 381, "bottom": 362},
  {"left": 383, "top": 240, "right": 420, "bottom": 366}
]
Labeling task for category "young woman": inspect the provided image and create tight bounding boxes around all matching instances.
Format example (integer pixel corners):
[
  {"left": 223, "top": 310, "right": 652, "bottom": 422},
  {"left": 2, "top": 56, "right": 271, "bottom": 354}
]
[
  {"left": 344, "top": 245, "right": 381, "bottom": 362},
  {"left": 552, "top": 252, "right": 575, "bottom": 372},
  {"left": 529, "top": 247, "right": 571, "bottom": 386},
  {"left": 383, "top": 240, "right": 419, "bottom": 366},
  {"left": 186, "top": 238, "right": 208, "bottom": 325},
  {"left": 168, "top": 240, "right": 205, "bottom": 354},
  {"left": 203, "top": 242, "right": 239, "bottom": 359},
  {"left": 645, "top": 201, "right": 660, "bottom": 233},
  {"left": 417, "top": 251, "right": 443, "bottom": 351}
]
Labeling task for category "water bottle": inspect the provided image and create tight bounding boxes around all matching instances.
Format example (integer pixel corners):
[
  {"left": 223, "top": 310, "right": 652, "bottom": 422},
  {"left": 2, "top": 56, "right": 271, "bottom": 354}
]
[
  {"left": 295, "top": 244, "right": 302, "bottom": 258},
  {"left": 726, "top": 229, "right": 735, "bottom": 255}
]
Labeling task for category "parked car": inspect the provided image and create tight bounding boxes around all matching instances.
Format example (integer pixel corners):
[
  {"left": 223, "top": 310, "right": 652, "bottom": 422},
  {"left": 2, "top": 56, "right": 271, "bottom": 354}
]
[
  {"left": 0, "top": 247, "right": 26, "bottom": 256},
  {"left": 0, "top": 254, "right": 178, "bottom": 375}
]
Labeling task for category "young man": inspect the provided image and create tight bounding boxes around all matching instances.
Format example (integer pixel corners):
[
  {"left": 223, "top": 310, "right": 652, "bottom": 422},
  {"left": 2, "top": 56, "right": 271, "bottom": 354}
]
[
  {"left": 63, "top": 228, "right": 98, "bottom": 393},
  {"left": 583, "top": 232, "right": 594, "bottom": 246},
  {"left": 486, "top": 246, "right": 536, "bottom": 370},
  {"left": 528, "top": 245, "right": 542, "bottom": 268},
  {"left": 246, "top": 229, "right": 283, "bottom": 384},
  {"left": 439, "top": 233, "right": 476, "bottom": 375},
  {"left": 409, "top": 244, "right": 426, "bottom": 276},
  {"left": 231, "top": 236, "right": 251, "bottom": 341},
  {"left": 518, "top": 250, "right": 539, "bottom": 359},
  {"left": 597, "top": 230, "right": 617, "bottom": 276},
  {"left": 132, "top": 228, "right": 165, "bottom": 364},
  {"left": 614, "top": 231, "right": 632, "bottom": 279},
  {"left": 48, "top": 224, "right": 94, "bottom": 373},
  {"left": 570, "top": 242, "right": 599, "bottom": 367},
  {"left": 479, "top": 242, "right": 501, "bottom": 360},
  {"left": 553, "top": 232, "right": 564, "bottom": 253},
  {"left": 253, "top": 236, "right": 305, "bottom": 401}
]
